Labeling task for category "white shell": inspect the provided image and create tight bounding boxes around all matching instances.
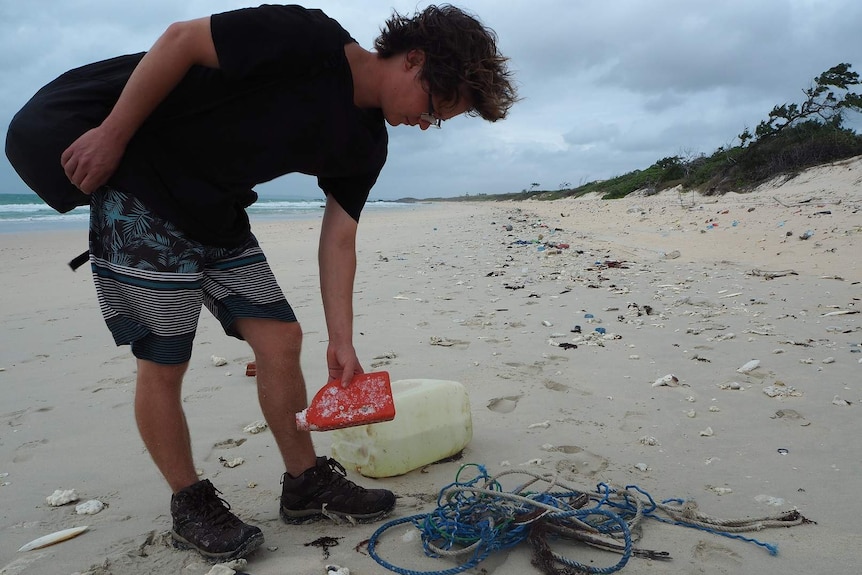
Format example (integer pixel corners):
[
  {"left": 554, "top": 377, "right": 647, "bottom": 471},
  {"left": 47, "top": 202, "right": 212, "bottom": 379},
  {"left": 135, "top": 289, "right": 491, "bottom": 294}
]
[
  {"left": 18, "top": 526, "right": 89, "bottom": 552},
  {"left": 46, "top": 489, "right": 79, "bottom": 506},
  {"left": 737, "top": 359, "right": 760, "bottom": 374},
  {"left": 75, "top": 500, "right": 105, "bottom": 515},
  {"left": 652, "top": 374, "right": 678, "bottom": 387}
]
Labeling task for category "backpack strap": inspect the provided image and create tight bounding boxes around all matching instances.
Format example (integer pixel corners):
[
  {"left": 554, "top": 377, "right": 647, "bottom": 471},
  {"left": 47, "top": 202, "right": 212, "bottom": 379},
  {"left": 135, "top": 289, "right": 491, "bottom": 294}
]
[{"left": 68, "top": 250, "right": 90, "bottom": 271}]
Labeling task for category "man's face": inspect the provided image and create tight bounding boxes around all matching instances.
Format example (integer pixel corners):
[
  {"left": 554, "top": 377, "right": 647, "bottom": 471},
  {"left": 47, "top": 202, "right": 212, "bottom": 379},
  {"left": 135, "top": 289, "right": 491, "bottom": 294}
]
[{"left": 383, "top": 50, "right": 470, "bottom": 130}]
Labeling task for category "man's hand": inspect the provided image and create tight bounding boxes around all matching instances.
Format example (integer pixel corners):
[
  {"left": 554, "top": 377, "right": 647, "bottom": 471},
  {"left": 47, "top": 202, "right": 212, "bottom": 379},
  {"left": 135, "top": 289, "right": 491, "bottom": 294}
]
[
  {"left": 60, "top": 126, "right": 126, "bottom": 194},
  {"left": 327, "top": 342, "right": 364, "bottom": 387}
]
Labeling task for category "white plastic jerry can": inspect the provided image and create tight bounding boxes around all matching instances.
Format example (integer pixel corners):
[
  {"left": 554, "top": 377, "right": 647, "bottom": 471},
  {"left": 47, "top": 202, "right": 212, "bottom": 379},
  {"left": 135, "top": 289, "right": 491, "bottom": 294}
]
[{"left": 330, "top": 379, "right": 473, "bottom": 478}]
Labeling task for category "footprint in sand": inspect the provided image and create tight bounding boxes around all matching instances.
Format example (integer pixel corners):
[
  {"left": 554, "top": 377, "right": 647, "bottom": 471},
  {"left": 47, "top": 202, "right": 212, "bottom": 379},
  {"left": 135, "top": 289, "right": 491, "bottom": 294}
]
[
  {"left": 1, "top": 409, "right": 28, "bottom": 425},
  {"left": 13, "top": 438, "right": 48, "bottom": 463},
  {"left": 1, "top": 407, "right": 52, "bottom": 430},
  {"left": 18, "top": 354, "right": 49, "bottom": 364},
  {"left": 772, "top": 408, "right": 810, "bottom": 426},
  {"left": 487, "top": 395, "right": 521, "bottom": 414},
  {"left": 84, "top": 376, "right": 134, "bottom": 393},
  {"left": 544, "top": 380, "right": 570, "bottom": 392},
  {"left": 182, "top": 386, "right": 222, "bottom": 402},
  {"left": 102, "top": 530, "right": 172, "bottom": 562},
  {"left": 692, "top": 540, "right": 742, "bottom": 568},
  {"left": 213, "top": 438, "right": 247, "bottom": 449},
  {"left": 16, "top": 438, "right": 48, "bottom": 450},
  {"left": 0, "top": 554, "right": 45, "bottom": 575},
  {"left": 554, "top": 447, "right": 609, "bottom": 479},
  {"left": 503, "top": 361, "right": 543, "bottom": 375},
  {"left": 620, "top": 410, "right": 649, "bottom": 433},
  {"left": 102, "top": 352, "right": 132, "bottom": 365}
]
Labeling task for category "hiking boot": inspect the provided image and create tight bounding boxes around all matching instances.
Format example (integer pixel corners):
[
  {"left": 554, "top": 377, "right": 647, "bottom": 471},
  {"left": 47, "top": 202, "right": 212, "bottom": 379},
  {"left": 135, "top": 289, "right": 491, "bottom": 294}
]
[
  {"left": 280, "top": 457, "right": 396, "bottom": 524},
  {"left": 171, "top": 479, "right": 264, "bottom": 560}
]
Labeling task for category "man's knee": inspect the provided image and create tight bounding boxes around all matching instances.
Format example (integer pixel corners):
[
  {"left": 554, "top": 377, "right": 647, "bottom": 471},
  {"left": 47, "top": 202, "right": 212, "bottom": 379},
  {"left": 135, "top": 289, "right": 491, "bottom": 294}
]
[
  {"left": 238, "top": 318, "right": 303, "bottom": 357},
  {"left": 273, "top": 321, "right": 303, "bottom": 354},
  {"left": 136, "top": 359, "right": 188, "bottom": 391}
]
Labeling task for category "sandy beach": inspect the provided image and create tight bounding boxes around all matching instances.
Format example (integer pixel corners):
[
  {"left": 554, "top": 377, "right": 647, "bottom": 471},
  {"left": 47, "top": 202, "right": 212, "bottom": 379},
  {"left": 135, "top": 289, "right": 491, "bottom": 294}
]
[{"left": 1, "top": 156, "right": 860, "bottom": 575}]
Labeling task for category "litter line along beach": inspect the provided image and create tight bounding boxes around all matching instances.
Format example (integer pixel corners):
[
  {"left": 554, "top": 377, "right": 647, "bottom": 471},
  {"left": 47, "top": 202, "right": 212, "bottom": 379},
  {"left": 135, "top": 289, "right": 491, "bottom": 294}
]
[{"left": 0, "top": 156, "right": 860, "bottom": 574}]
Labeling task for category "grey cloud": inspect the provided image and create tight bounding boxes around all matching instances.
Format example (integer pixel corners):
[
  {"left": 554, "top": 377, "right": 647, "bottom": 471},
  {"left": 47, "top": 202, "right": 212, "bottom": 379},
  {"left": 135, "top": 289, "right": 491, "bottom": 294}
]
[
  {"left": 2, "top": 0, "right": 862, "bottom": 200},
  {"left": 563, "top": 120, "right": 621, "bottom": 147}
]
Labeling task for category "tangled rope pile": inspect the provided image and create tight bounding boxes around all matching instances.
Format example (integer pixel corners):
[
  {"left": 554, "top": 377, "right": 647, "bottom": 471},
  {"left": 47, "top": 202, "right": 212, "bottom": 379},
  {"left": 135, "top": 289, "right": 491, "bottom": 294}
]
[{"left": 367, "top": 464, "right": 811, "bottom": 575}]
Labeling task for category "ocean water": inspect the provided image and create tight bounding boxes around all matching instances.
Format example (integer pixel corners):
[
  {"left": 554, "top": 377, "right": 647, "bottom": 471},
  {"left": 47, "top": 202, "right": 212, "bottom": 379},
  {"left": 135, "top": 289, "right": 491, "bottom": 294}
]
[{"left": 0, "top": 193, "right": 411, "bottom": 234}]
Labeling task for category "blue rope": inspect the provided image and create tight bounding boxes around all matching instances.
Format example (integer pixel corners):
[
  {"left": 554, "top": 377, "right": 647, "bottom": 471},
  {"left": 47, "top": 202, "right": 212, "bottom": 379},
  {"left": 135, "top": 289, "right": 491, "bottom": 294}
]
[
  {"left": 367, "top": 466, "right": 633, "bottom": 575},
  {"left": 368, "top": 514, "right": 485, "bottom": 575},
  {"left": 367, "top": 469, "right": 792, "bottom": 574},
  {"left": 594, "top": 483, "right": 781, "bottom": 556},
  {"left": 650, "top": 515, "right": 780, "bottom": 556}
]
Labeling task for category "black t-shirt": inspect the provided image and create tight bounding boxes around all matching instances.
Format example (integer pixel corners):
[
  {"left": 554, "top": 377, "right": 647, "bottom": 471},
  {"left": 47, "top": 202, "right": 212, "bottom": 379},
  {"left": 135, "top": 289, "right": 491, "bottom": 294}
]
[{"left": 110, "top": 4, "right": 387, "bottom": 245}]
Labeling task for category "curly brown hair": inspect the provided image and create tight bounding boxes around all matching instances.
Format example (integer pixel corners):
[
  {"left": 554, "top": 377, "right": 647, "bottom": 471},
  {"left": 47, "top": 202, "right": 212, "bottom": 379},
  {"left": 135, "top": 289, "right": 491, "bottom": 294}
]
[{"left": 374, "top": 4, "right": 517, "bottom": 122}]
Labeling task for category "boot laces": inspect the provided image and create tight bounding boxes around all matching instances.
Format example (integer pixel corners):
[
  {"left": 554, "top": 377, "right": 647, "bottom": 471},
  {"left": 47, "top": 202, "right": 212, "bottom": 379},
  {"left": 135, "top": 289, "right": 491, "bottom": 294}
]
[
  {"left": 197, "top": 485, "right": 240, "bottom": 528},
  {"left": 321, "top": 458, "right": 362, "bottom": 493}
]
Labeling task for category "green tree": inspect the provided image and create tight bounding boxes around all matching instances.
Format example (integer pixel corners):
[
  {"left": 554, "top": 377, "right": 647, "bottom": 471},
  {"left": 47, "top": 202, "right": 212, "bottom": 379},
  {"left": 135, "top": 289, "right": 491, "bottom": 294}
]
[{"left": 744, "top": 63, "right": 862, "bottom": 143}]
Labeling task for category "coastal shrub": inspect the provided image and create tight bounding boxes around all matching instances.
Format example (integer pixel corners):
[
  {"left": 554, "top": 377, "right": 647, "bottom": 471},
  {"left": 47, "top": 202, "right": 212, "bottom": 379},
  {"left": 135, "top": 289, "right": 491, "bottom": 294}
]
[
  {"left": 574, "top": 63, "right": 862, "bottom": 200},
  {"left": 425, "top": 63, "right": 861, "bottom": 203}
]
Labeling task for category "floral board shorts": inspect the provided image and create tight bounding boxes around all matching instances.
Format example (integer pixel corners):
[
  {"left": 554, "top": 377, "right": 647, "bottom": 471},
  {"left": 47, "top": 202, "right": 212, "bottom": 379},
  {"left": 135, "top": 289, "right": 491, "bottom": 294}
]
[{"left": 89, "top": 187, "right": 296, "bottom": 365}]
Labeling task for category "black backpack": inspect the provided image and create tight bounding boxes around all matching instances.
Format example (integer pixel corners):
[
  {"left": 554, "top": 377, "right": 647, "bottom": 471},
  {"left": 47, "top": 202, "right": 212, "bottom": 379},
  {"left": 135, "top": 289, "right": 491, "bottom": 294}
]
[
  {"left": 5, "top": 53, "right": 144, "bottom": 268},
  {"left": 5, "top": 53, "right": 144, "bottom": 212}
]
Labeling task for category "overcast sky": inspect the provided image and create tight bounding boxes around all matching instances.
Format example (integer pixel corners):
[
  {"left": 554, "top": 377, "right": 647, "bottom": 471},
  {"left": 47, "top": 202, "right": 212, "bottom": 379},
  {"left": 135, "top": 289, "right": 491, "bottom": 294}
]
[{"left": 2, "top": 0, "right": 861, "bottom": 201}]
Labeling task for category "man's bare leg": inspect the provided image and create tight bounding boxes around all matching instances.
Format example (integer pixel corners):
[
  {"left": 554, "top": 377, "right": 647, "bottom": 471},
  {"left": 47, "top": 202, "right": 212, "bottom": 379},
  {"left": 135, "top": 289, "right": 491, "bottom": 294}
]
[
  {"left": 134, "top": 359, "right": 200, "bottom": 492},
  {"left": 135, "top": 356, "right": 264, "bottom": 559},
  {"left": 234, "top": 317, "right": 317, "bottom": 476},
  {"left": 235, "top": 317, "right": 395, "bottom": 524}
]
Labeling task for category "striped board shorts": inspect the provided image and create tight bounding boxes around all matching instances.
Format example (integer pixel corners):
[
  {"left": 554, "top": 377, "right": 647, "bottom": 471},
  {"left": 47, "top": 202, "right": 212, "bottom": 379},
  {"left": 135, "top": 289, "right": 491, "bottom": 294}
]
[{"left": 89, "top": 187, "right": 297, "bottom": 365}]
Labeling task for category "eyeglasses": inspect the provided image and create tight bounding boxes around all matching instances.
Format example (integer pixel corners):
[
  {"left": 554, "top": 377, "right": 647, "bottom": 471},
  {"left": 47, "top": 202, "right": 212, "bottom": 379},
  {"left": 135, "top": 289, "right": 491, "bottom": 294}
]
[{"left": 419, "top": 92, "right": 442, "bottom": 129}]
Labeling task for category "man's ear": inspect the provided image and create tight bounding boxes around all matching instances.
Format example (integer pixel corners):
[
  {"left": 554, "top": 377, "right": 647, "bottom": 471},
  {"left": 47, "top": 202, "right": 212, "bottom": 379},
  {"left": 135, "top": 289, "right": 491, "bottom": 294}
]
[{"left": 404, "top": 49, "right": 426, "bottom": 70}]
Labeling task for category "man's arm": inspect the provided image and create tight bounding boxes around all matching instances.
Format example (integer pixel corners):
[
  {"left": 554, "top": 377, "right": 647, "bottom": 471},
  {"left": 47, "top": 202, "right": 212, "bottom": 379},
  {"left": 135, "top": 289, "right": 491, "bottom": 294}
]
[
  {"left": 319, "top": 194, "right": 363, "bottom": 386},
  {"left": 61, "top": 16, "right": 219, "bottom": 194}
]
